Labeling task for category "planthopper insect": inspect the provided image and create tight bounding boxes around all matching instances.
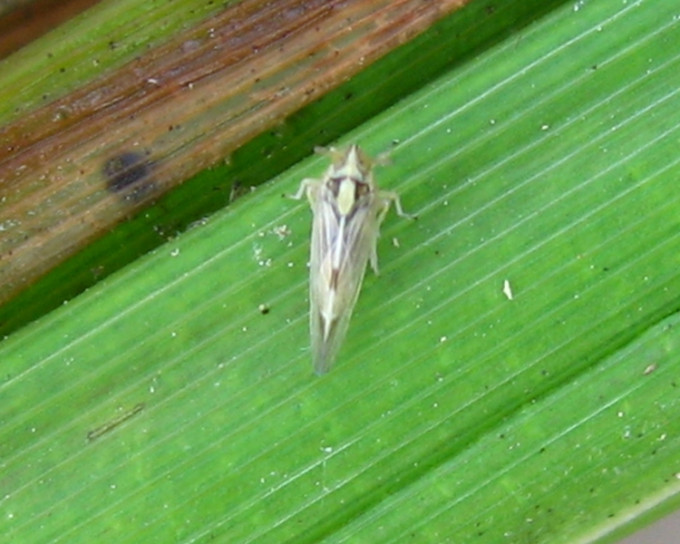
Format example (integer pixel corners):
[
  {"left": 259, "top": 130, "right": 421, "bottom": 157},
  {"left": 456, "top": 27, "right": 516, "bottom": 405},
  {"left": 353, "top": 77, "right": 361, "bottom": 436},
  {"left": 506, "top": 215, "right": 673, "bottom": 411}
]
[{"left": 291, "top": 144, "right": 412, "bottom": 374}]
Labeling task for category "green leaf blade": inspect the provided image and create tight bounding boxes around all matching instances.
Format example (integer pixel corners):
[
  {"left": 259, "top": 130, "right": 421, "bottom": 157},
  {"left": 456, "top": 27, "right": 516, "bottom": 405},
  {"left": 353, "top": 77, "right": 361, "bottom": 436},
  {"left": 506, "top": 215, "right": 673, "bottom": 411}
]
[{"left": 2, "top": 0, "right": 680, "bottom": 542}]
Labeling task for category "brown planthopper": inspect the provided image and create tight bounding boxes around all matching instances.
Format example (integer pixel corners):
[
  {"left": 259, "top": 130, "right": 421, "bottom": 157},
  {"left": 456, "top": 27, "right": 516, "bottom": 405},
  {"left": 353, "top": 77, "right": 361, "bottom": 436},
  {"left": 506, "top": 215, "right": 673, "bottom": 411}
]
[{"left": 291, "top": 144, "right": 412, "bottom": 374}]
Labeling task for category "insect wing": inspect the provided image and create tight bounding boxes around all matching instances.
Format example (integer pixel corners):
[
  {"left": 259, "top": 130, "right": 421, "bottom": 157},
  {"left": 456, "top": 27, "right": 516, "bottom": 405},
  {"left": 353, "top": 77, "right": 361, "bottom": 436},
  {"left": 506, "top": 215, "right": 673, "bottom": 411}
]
[{"left": 309, "top": 188, "right": 381, "bottom": 374}]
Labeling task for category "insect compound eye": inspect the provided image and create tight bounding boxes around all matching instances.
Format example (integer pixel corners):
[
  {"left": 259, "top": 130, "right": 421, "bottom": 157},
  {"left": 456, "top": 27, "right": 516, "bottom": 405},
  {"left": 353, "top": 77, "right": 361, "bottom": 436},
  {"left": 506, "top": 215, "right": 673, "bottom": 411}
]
[
  {"left": 354, "top": 181, "right": 370, "bottom": 199},
  {"left": 326, "top": 176, "right": 343, "bottom": 196}
]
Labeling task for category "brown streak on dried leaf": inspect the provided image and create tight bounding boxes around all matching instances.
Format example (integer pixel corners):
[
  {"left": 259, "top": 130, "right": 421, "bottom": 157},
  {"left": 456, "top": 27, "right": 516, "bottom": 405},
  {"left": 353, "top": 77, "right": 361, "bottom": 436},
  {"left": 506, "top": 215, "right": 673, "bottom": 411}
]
[{"left": 0, "top": 0, "right": 468, "bottom": 304}]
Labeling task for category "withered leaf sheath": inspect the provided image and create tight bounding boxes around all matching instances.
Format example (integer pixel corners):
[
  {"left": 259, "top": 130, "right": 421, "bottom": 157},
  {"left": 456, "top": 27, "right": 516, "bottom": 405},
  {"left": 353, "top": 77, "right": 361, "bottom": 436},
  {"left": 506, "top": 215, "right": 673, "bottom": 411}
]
[{"left": 291, "top": 144, "right": 410, "bottom": 374}]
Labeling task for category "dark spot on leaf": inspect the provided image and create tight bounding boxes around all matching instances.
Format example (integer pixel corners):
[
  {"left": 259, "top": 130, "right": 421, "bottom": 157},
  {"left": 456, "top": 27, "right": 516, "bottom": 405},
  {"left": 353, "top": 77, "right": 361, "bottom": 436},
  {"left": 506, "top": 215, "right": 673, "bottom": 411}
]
[{"left": 103, "top": 151, "right": 155, "bottom": 201}]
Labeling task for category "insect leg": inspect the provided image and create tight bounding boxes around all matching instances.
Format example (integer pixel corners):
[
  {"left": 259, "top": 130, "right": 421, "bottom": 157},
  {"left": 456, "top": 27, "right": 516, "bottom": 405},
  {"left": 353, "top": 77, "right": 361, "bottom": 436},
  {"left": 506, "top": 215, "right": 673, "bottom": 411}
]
[
  {"left": 369, "top": 240, "right": 380, "bottom": 275},
  {"left": 289, "top": 178, "right": 320, "bottom": 203},
  {"left": 379, "top": 190, "right": 415, "bottom": 219},
  {"left": 368, "top": 191, "right": 415, "bottom": 275}
]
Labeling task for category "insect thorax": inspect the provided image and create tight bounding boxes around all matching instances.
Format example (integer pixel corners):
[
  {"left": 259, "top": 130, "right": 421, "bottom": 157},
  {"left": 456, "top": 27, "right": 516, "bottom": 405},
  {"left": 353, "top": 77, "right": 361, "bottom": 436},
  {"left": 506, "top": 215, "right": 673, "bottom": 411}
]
[{"left": 327, "top": 176, "right": 371, "bottom": 216}]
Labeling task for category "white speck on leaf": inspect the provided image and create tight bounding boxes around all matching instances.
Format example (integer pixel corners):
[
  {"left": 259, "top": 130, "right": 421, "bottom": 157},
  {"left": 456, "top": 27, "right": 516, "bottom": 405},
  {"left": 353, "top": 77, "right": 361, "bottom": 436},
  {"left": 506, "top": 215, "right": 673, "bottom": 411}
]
[{"left": 503, "top": 279, "right": 514, "bottom": 300}]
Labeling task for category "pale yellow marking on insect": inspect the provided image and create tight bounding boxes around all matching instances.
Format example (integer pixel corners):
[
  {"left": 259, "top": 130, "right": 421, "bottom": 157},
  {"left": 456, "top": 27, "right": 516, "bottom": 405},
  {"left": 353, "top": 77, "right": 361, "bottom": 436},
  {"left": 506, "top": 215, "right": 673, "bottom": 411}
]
[{"left": 336, "top": 178, "right": 356, "bottom": 215}]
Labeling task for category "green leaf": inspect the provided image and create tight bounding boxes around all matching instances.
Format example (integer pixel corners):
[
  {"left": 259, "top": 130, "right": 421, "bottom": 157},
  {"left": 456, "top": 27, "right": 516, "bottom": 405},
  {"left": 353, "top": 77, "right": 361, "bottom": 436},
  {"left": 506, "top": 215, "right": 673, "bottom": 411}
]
[{"left": 2, "top": 0, "right": 680, "bottom": 542}]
